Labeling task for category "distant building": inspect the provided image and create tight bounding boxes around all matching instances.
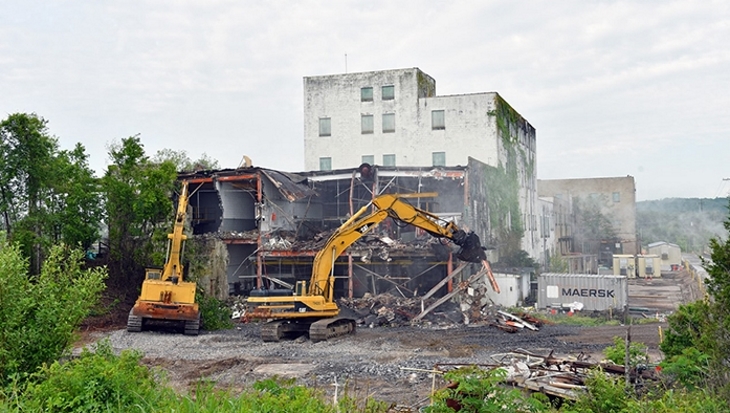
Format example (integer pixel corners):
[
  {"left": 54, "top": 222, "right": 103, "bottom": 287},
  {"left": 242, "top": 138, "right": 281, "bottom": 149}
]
[
  {"left": 303, "top": 67, "right": 541, "bottom": 260},
  {"left": 538, "top": 176, "right": 637, "bottom": 266},
  {"left": 647, "top": 241, "right": 682, "bottom": 272}
]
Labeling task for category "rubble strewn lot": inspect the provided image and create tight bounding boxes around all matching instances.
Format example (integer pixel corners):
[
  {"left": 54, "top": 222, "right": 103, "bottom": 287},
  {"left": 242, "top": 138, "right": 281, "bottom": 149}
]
[
  {"left": 91, "top": 319, "right": 665, "bottom": 408},
  {"left": 83, "top": 271, "right": 692, "bottom": 409}
]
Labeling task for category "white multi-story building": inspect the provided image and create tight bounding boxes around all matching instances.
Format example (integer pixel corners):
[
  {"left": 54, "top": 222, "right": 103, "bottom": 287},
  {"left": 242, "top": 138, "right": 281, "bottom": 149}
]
[{"left": 303, "top": 67, "right": 541, "bottom": 262}]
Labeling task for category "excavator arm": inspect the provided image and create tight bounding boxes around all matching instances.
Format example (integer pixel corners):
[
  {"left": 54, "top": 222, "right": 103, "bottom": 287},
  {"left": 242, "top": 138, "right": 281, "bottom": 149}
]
[
  {"left": 161, "top": 180, "right": 189, "bottom": 282},
  {"left": 309, "top": 193, "right": 486, "bottom": 304}
]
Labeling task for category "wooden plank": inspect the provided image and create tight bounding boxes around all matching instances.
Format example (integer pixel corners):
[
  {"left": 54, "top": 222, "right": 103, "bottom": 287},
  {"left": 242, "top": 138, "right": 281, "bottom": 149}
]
[
  {"left": 412, "top": 265, "right": 487, "bottom": 322},
  {"left": 421, "top": 262, "right": 468, "bottom": 301}
]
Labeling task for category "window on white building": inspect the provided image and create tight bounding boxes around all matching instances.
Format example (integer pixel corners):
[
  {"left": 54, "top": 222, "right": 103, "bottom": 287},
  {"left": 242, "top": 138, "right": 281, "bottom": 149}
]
[
  {"left": 613, "top": 192, "right": 620, "bottom": 202},
  {"left": 382, "top": 85, "right": 395, "bottom": 100},
  {"left": 361, "top": 114, "right": 374, "bottom": 134},
  {"left": 383, "top": 154, "right": 396, "bottom": 166},
  {"left": 382, "top": 113, "right": 395, "bottom": 133},
  {"left": 361, "top": 155, "right": 374, "bottom": 165},
  {"left": 432, "top": 110, "right": 445, "bottom": 130},
  {"left": 432, "top": 151, "right": 446, "bottom": 166},
  {"left": 319, "top": 157, "right": 332, "bottom": 171},
  {"left": 361, "top": 87, "right": 373, "bottom": 102},
  {"left": 318, "top": 117, "right": 331, "bottom": 137}
]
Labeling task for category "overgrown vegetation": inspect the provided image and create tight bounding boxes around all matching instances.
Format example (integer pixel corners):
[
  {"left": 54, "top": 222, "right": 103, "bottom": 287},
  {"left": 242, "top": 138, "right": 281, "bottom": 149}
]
[
  {"left": 603, "top": 336, "right": 648, "bottom": 367},
  {"left": 196, "top": 292, "right": 234, "bottom": 331},
  {"left": 0, "top": 237, "right": 107, "bottom": 385},
  {"left": 426, "top": 366, "right": 548, "bottom": 412},
  {"left": 1, "top": 340, "right": 392, "bottom": 412}
]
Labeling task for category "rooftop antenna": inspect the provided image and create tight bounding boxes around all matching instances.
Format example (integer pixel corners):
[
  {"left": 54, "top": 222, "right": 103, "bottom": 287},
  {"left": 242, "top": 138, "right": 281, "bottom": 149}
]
[{"left": 345, "top": 53, "right": 347, "bottom": 73}]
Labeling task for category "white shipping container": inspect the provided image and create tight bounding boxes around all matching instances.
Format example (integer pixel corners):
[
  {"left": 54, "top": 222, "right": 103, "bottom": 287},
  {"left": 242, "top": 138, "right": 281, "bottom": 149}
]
[{"left": 537, "top": 273, "right": 628, "bottom": 311}]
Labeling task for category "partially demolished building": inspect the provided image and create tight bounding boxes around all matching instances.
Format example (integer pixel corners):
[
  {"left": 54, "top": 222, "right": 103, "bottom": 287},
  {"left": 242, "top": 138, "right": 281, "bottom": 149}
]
[{"left": 181, "top": 158, "right": 508, "bottom": 300}]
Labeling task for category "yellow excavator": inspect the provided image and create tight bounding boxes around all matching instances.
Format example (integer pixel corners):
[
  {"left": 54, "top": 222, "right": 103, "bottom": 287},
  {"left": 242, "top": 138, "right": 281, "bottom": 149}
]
[
  {"left": 247, "top": 193, "right": 487, "bottom": 342},
  {"left": 127, "top": 180, "right": 201, "bottom": 335}
]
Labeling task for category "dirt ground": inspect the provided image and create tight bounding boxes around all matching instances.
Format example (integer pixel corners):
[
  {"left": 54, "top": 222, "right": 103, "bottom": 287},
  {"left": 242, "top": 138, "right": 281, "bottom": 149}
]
[
  {"left": 77, "top": 270, "right": 691, "bottom": 409},
  {"left": 78, "top": 318, "right": 666, "bottom": 408}
]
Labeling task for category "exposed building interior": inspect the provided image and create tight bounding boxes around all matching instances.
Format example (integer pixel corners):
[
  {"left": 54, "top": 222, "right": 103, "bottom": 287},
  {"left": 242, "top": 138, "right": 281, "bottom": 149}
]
[{"left": 179, "top": 162, "right": 492, "bottom": 300}]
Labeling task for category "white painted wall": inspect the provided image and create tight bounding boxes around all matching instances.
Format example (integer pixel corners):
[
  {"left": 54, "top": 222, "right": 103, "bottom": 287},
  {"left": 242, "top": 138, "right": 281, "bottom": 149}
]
[
  {"left": 303, "top": 68, "right": 538, "bottom": 261},
  {"left": 304, "top": 68, "right": 504, "bottom": 170}
]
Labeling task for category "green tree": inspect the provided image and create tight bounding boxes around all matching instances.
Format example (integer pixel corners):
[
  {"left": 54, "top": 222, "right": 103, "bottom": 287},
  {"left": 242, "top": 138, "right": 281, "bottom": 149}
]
[
  {"left": 699, "top": 198, "right": 730, "bottom": 397},
  {"left": 102, "top": 136, "right": 178, "bottom": 294},
  {"left": 573, "top": 195, "right": 617, "bottom": 256},
  {"left": 0, "top": 236, "right": 107, "bottom": 384},
  {"left": 153, "top": 148, "right": 220, "bottom": 172},
  {"left": 0, "top": 113, "right": 102, "bottom": 273}
]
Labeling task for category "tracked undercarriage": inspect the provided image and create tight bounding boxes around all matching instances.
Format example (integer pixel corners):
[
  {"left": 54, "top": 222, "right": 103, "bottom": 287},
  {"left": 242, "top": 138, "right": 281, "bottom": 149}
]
[{"left": 260, "top": 317, "right": 356, "bottom": 343}]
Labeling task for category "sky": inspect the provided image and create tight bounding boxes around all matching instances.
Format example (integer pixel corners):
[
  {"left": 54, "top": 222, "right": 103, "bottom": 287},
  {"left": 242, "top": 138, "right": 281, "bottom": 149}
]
[{"left": 1, "top": 1, "right": 729, "bottom": 201}]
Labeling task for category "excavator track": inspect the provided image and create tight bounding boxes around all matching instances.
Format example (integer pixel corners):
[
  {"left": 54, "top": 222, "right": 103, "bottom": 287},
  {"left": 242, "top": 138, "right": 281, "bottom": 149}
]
[
  {"left": 309, "top": 317, "right": 356, "bottom": 343},
  {"left": 183, "top": 313, "right": 201, "bottom": 336},
  {"left": 127, "top": 311, "right": 142, "bottom": 333},
  {"left": 261, "top": 320, "right": 311, "bottom": 342}
]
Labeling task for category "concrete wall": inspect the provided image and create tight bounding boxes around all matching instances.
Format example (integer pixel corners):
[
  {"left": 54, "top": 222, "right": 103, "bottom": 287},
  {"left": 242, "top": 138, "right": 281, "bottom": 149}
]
[
  {"left": 304, "top": 67, "right": 538, "bottom": 262},
  {"left": 485, "top": 272, "right": 530, "bottom": 307},
  {"left": 538, "top": 176, "right": 637, "bottom": 256}
]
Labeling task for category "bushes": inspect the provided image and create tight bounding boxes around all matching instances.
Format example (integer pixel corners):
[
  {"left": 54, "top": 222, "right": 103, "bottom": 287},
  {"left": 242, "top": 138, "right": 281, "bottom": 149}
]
[
  {"left": 425, "top": 366, "right": 549, "bottom": 413},
  {"left": 9, "top": 340, "right": 167, "bottom": 412},
  {"left": 196, "top": 292, "right": 233, "bottom": 331},
  {"left": 0, "top": 238, "right": 107, "bottom": 385}
]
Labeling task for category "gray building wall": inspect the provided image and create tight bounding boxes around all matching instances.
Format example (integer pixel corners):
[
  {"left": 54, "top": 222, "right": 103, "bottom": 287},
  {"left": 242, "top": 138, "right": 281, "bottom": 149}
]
[{"left": 537, "top": 176, "right": 637, "bottom": 258}]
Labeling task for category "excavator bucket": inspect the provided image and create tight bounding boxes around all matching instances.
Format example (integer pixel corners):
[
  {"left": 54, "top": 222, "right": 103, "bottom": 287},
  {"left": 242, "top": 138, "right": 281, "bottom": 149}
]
[{"left": 455, "top": 231, "right": 487, "bottom": 263}]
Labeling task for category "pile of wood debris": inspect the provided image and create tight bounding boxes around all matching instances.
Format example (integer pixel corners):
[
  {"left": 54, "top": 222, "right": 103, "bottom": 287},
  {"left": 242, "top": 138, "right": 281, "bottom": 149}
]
[{"left": 435, "top": 349, "right": 662, "bottom": 402}]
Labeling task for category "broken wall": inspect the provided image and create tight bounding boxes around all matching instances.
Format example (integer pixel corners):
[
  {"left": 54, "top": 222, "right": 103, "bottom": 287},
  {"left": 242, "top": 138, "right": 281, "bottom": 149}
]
[
  {"left": 217, "top": 181, "right": 257, "bottom": 232},
  {"left": 187, "top": 236, "right": 229, "bottom": 300}
]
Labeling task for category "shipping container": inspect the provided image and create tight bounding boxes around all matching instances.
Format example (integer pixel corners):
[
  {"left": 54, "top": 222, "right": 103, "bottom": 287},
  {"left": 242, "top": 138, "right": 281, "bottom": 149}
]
[{"left": 537, "top": 273, "right": 628, "bottom": 311}]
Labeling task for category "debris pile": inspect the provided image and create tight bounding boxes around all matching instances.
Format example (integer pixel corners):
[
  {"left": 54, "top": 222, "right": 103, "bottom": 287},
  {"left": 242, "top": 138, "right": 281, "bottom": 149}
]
[
  {"left": 435, "top": 349, "right": 661, "bottom": 402},
  {"left": 339, "top": 293, "right": 461, "bottom": 327},
  {"left": 339, "top": 293, "right": 543, "bottom": 333}
]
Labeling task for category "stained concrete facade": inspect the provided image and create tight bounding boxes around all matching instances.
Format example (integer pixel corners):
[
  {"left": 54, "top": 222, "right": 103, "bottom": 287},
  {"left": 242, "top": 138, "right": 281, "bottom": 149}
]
[
  {"left": 537, "top": 176, "right": 637, "bottom": 265},
  {"left": 303, "top": 68, "right": 540, "bottom": 261}
]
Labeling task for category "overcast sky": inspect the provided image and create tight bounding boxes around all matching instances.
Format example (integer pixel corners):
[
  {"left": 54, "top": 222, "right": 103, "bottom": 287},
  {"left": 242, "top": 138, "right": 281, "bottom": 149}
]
[{"left": 2, "top": 1, "right": 729, "bottom": 201}]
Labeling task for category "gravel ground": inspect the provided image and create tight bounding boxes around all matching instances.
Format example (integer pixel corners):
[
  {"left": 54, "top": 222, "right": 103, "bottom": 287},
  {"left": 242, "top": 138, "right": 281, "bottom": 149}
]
[{"left": 81, "top": 320, "right": 666, "bottom": 408}]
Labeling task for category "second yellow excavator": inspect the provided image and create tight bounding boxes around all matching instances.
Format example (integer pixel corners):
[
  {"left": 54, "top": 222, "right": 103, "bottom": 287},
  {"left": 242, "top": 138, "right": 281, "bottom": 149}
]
[{"left": 247, "top": 193, "right": 487, "bottom": 342}]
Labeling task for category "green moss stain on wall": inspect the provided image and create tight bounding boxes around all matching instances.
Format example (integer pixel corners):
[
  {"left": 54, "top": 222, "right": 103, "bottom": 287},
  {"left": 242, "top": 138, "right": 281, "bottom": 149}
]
[
  {"left": 486, "top": 95, "right": 527, "bottom": 259},
  {"left": 416, "top": 70, "right": 435, "bottom": 98}
]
